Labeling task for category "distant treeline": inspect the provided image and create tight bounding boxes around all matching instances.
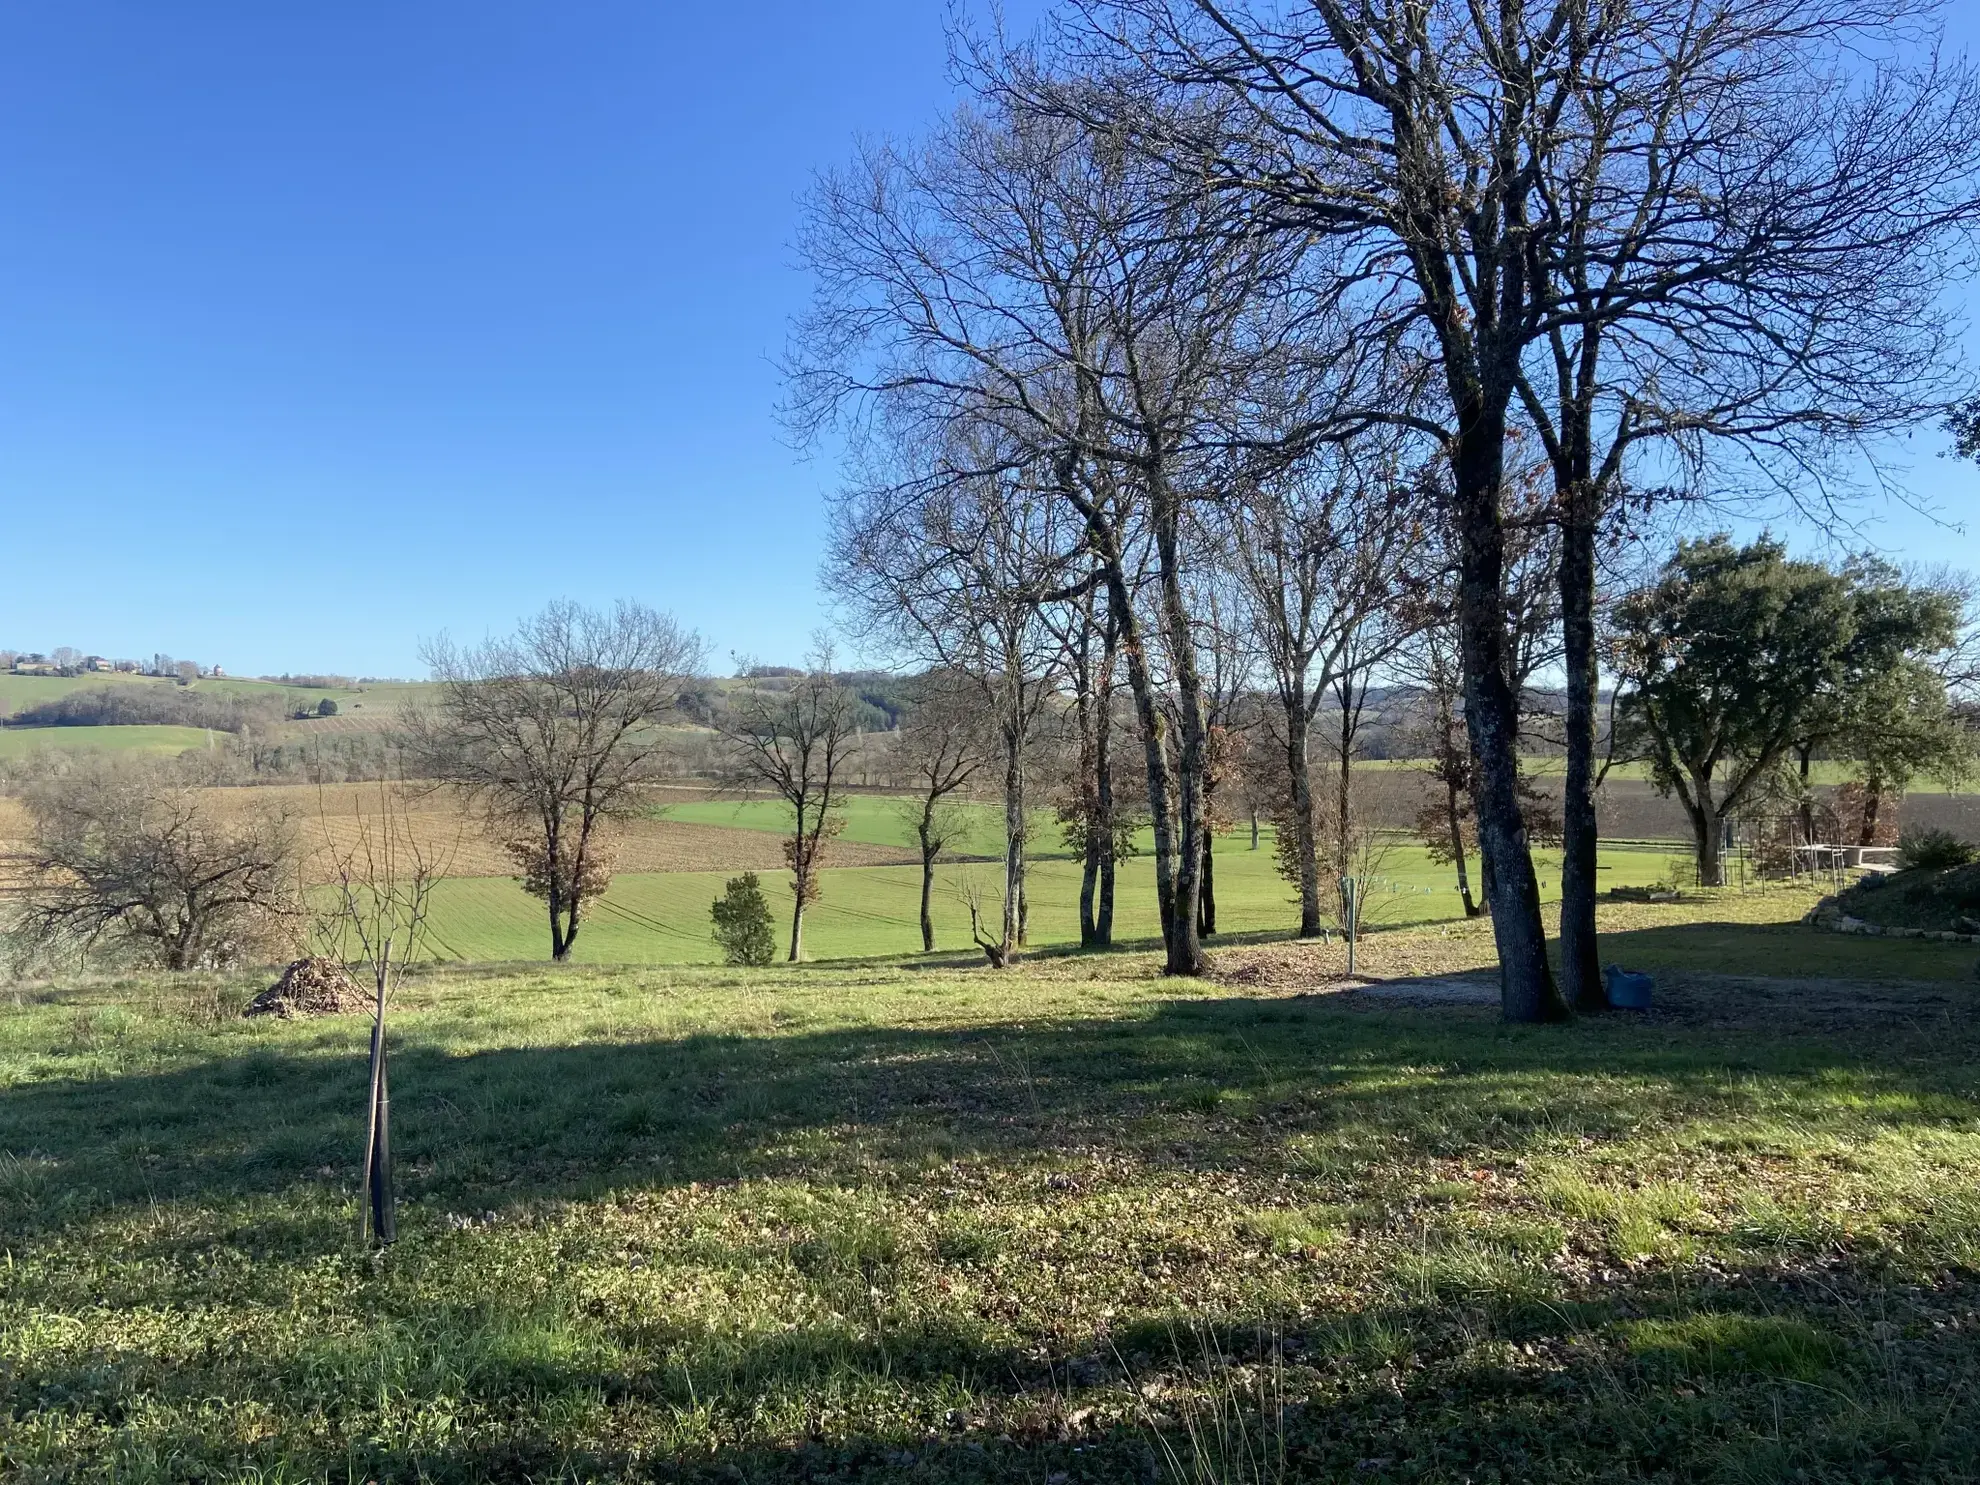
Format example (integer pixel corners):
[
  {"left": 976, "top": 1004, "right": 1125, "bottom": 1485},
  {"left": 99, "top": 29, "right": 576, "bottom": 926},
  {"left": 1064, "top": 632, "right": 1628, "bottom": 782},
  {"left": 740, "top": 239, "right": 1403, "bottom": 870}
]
[
  {"left": 679, "top": 671, "right": 913, "bottom": 734},
  {"left": 8, "top": 684, "right": 294, "bottom": 733},
  {"left": 259, "top": 673, "right": 354, "bottom": 689}
]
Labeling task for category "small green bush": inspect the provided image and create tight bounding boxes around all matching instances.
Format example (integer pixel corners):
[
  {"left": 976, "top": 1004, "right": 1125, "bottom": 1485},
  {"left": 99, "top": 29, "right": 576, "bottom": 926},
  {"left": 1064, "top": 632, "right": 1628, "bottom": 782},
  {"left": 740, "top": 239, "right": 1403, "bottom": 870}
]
[
  {"left": 1896, "top": 828, "right": 1977, "bottom": 872},
  {"left": 710, "top": 872, "right": 777, "bottom": 966},
  {"left": 316, "top": 698, "right": 339, "bottom": 716}
]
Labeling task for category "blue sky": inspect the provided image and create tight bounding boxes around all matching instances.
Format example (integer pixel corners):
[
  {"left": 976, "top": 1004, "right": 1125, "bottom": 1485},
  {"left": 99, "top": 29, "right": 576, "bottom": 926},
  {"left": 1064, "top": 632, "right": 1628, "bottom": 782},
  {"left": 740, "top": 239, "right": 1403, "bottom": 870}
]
[
  {"left": 0, "top": 2, "right": 1038, "bottom": 677},
  {"left": 0, "top": 2, "right": 1975, "bottom": 678}
]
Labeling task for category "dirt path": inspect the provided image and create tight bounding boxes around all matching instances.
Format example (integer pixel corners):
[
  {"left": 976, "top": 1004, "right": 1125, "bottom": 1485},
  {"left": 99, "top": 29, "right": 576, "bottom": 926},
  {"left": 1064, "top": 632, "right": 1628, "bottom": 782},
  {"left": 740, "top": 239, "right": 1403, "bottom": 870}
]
[{"left": 1230, "top": 962, "right": 1974, "bottom": 1033}]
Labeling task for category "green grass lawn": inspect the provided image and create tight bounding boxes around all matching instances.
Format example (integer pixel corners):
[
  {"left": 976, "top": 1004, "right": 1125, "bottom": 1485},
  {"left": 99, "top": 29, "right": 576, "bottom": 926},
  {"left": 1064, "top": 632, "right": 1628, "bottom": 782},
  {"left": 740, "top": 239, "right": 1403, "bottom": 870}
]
[
  {"left": 2, "top": 902, "right": 1976, "bottom": 1482},
  {"left": 414, "top": 838, "right": 1683, "bottom": 965}
]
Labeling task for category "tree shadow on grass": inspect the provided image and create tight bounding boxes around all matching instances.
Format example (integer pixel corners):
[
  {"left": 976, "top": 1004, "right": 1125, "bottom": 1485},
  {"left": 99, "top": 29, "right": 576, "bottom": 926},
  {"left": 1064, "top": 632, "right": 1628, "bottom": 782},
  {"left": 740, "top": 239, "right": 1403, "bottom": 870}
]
[
  {"left": 5, "top": 947, "right": 1980, "bottom": 1480},
  {"left": 4, "top": 948, "right": 1976, "bottom": 1243},
  {"left": 7, "top": 1255, "right": 1977, "bottom": 1482},
  {"left": 1595, "top": 913, "right": 1980, "bottom": 983}
]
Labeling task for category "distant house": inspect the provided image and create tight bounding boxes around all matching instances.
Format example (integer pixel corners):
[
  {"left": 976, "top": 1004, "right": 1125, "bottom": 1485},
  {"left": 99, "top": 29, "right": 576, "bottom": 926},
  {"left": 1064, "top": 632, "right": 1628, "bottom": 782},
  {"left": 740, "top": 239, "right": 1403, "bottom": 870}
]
[
  {"left": 83, "top": 656, "right": 114, "bottom": 672},
  {"left": 12, "top": 655, "right": 56, "bottom": 676}
]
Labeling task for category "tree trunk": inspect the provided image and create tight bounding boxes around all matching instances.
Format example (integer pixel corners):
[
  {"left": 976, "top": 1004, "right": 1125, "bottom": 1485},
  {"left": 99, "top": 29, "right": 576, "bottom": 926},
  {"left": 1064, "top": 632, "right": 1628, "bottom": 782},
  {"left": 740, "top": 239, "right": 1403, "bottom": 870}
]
[
  {"left": 1002, "top": 728, "right": 1024, "bottom": 957},
  {"left": 1150, "top": 477, "right": 1207, "bottom": 977},
  {"left": 1079, "top": 829, "right": 1101, "bottom": 947},
  {"left": 1073, "top": 613, "right": 1101, "bottom": 951},
  {"left": 1101, "top": 563, "right": 1179, "bottom": 956},
  {"left": 562, "top": 829, "right": 590, "bottom": 959},
  {"left": 1682, "top": 769, "right": 1724, "bottom": 886},
  {"left": 1452, "top": 417, "right": 1564, "bottom": 1021},
  {"left": 1445, "top": 778, "right": 1480, "bottom": 917},
  {"left": 1859, "top": 773, "right": 1886, "bottom": 847},
  {"left": 789, "top": 802, "right": 807, "bottom": 962},
  {"left": 918, "top": 818, "right": 937, "bottom": 953},
  {"left": 1557, "top": 508, "right": 1605, "bottom": 1009},
  {"left": 546, "top": 834, "right": 570, "bottom": 961},
  {"left": 1693, "top": 812, "right": 1724, "bottom": 888},
  {"left": 1092, "top": 681, "right": 1116, "bottom": 948},
  {"left": 1098, "top": 829, "right": 1116, "bottom": 945},
  {"left": 1798, "top": 746, "right": 1816, "bottom": 845},
  {"left": 1197, "top": 828, "right": 1217, "bottom": 936},
  {"left": 1285, "top": 707, "right": 1322, "bottom": 938},
  {"left": 1335, "top": 696, "right": 1355, "bottom": 885}
]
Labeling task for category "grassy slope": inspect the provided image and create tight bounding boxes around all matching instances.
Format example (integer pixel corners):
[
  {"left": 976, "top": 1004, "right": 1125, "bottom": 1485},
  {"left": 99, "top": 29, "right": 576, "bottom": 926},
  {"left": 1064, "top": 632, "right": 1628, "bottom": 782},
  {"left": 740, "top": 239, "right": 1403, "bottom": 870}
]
[
  {"left": 0, "top": 672, "right": 352, "bottom": 715},
  {"left": 0, "top": 673, "right": 431, "bottom": 721},
  {"left": 1833, "top": 863, "right": 1980, "bottom": 931},
  {"left": 0, "top": 724, "right": 219, "bottom": 759},
  {"left": 417, "top": 838, "right": 1685, "bottom": 965},
  {"left": 2, "top": 899, "right": 1976, "bottom": 1482}
]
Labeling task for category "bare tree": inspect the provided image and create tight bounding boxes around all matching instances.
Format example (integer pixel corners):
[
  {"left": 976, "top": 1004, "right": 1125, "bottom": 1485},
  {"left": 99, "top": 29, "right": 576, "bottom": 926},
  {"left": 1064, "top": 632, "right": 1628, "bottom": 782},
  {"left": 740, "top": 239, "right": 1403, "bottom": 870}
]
[
  {"left": 1496, "top": 0, "right": 1980, "bottom": 1006},
  {"left": 891, "top": 671, "right": 992, "bottom": 952},
  {"left": 718, "top": 649, "right": 860, "bottom": 961},
  {"left": 1401, "top": 472, "right": 1564, "bottom": 913},
  {"left": 829, "top": 434, "right": 1075, "bottom": 963},
  {"left": 1404, "top": 621, "right": 1483, "bottom": 917},
  {"left": 15, "top": 757, "right": 301, "bottom": 970},
  {"left": 309, "top": 778, "right": 453, "bottom": 1247},
  {"left": 1318, "top": 614, "right": 1409, "bottom": 899},
  {"left": 1229, "top": 446, "right": 1420, "bottom": 936},
  {"left": 995, "top": 14, "right": 1562, "bottom": 1013},
  {"left": 1063, "top": 0, "right": 1980, "bottom": 1017},
  {"left": 794, "top": 92, "right": 1347, "bottom": 974},
  {"left": 957, "top": 869, "right": 1012, "bottom": 968},
  {"left": 409, "top": 600, "right": 705, "bottom": 961},
  {"left": 1180, "top": 571, "right": 1255, "bottom": 938},
  {"left": 1043, "top": 566, "right": 1140, "bottom": 948}
]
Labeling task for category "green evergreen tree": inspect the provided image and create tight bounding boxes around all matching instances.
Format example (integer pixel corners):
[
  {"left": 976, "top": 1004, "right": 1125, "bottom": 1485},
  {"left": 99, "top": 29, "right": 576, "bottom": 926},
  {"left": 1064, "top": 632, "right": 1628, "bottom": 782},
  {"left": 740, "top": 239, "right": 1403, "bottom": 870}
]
[
  {"left": 1615, "top": 536, "right": 1963, "bottom": 883},
  {"left": 710, "top": 872, "right": 776, "bottom": 966}
]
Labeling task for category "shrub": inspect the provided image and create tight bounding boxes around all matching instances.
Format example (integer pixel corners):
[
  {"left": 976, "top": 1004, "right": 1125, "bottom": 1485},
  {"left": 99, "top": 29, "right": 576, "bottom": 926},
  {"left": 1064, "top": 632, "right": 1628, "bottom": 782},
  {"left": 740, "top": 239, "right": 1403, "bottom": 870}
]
[
  {"left": 711, "top": 872, "right": 777, "bottom": 966},
  {"left": 317, "top": 698, "right": 339, "bottom": 716},
  {"left": 1896, "top": 828, "right": 1977, "bottom": 872}
]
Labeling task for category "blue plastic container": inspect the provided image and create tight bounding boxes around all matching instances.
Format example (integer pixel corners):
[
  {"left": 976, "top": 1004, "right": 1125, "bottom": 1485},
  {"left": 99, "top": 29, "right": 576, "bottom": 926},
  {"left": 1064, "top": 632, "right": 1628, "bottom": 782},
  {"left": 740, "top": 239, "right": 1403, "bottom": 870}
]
[{"left": 1604, "top": 965, "right": 1654, "bottom": 1009}]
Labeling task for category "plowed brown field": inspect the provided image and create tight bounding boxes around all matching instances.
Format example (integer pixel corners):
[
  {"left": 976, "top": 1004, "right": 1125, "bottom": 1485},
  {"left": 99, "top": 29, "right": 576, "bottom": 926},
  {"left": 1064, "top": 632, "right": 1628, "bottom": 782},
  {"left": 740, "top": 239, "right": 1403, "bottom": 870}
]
[{"left": 0, "top": 783, "right": 918, "bottom": 886}]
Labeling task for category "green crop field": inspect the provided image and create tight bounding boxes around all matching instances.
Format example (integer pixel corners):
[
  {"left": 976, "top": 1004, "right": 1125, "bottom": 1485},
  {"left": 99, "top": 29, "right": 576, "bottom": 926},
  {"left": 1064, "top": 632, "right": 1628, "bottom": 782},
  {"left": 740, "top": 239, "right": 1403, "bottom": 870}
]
[
  {"left": 659, "top": 794, "right": 1028, "bottom": 857},
  {"left": 408, "top": 838, "right": 1682, "bottom": 965},
  {"left": 0, "top": 724, "right": 219, "bottom": 760},
  {"left": 1513, "top": 753, "right": 1970, "bottom": 794}
]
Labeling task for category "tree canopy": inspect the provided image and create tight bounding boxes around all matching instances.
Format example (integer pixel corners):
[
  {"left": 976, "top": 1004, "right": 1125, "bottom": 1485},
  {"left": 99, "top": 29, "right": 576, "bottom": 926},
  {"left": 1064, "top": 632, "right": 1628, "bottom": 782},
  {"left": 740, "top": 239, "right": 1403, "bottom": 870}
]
[{"left": 1614, "top": 536, "right": 1960, "bottom": 881}]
